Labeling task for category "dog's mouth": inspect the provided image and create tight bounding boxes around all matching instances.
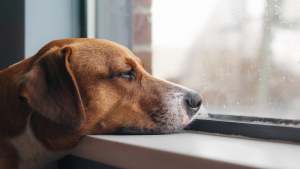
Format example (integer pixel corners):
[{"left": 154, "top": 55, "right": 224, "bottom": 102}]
[
  {"left": 115, "top": 112, "right": 196, "bottom": 135},
  {"left": 115, "top": 126, "right": 185, "bottom": 135}
]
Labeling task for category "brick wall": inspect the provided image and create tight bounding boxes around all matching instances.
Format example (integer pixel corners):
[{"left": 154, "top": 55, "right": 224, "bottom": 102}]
[{"left": 132, "top": 0, "right": 152, "bottom": 74}]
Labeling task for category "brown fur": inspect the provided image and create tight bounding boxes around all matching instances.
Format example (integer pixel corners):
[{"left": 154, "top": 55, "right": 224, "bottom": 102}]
[{"left": 0, "top": 38, "right": 201, "bottom": 168}]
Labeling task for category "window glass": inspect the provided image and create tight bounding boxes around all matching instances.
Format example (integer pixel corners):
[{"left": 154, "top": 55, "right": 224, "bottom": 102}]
[
  {"left": 25, "top": 0, "right": 81, "bottom": 58},
  {"left": 96, "top": 0, "right": 132, "bottom": 49},
  {"left": 152, "top": 0, "right": 300, "bottom": 119}
]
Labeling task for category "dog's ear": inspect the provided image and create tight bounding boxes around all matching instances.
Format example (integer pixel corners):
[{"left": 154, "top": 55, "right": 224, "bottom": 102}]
[{"left": 19, "top": 47, "right": 85, "bottom": 131}]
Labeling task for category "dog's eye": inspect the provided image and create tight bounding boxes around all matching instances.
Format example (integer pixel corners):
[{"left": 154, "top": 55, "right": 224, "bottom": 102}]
[{"left": 118, "top": 69, "right": 136, "bottom": 79}]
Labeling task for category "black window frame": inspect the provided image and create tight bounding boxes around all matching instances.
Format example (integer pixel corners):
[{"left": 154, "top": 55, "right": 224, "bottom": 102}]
[{"left": 185, "top": 115, "right": 300, "bottom": 143}]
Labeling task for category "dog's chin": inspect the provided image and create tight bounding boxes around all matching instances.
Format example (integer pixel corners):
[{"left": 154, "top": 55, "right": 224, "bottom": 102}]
[
  {"left": 114, "top": 114, "right": 197, "bottom": 135},
  {"left": 115, "top": 123, "right": 189, "bottom": 135},
  {"left": 115, "top": 127, "right": 181, "bottom": 135}
]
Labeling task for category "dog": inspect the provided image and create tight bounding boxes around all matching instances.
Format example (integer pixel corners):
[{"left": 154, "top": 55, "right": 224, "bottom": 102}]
[{"left": 0, "top": 38, "right": 202, "bottom": 169}]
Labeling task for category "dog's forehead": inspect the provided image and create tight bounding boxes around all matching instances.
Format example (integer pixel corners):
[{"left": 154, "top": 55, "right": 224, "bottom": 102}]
[
  {"left": 68, "top": 39, "right": 143, "bottom": 77},
  {"left": 73, "top": 40, "right": 131, "bottom": 59},
  {"left": 71, "top": 40, "right": 142, "bottom": 67}
]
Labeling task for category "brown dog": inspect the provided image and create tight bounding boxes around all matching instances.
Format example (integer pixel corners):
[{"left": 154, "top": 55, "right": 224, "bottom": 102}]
[{"left": 0, "top": 38, "right": 202, "bottom": 169}]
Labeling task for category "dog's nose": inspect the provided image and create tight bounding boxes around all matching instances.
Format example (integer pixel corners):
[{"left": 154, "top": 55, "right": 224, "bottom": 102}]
[{"left": 185, "top": 92, "right": 202, "bottom": 111}]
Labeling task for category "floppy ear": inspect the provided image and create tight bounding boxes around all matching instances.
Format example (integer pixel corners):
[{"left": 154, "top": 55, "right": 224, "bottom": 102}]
[{"left": 19, "top": 47, "right": 85, "bottom": 131}]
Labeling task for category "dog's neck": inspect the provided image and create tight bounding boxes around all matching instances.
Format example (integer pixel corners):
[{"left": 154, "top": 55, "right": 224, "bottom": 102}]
[
  {"left": 10, "top": 114, "right": 69, "bottom": 169},
  {"left": 0, "top": 59, "right": 82, "bottom": 168}
]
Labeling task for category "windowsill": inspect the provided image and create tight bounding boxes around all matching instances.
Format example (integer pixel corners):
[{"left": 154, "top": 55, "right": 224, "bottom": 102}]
[{"left": 70, "top": 131, "right": 300, "bottom": 169}]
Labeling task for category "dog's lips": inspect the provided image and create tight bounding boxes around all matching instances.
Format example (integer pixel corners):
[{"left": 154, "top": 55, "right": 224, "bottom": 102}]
[{"left": 181, "top": 109, "right": 190, "bottom": 125}]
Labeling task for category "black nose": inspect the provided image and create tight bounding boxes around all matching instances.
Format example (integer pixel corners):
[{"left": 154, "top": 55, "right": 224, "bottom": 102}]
[{"left": 185, "top": 92, "right": 202, "bottom": 110}]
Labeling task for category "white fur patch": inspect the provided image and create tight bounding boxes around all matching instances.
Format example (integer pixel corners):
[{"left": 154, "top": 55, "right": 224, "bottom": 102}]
[
  {"left": 10, "top": 115, "right": 68, "bottom": 169},
  {"left": 163, "top": 91, "right": 188, "bottom": 125}
]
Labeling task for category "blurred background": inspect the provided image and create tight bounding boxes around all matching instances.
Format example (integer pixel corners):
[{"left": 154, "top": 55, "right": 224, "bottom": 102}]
[
  {"left": 153, "top": 0, "right": 300, "bottom": 119},
  {"left": 1, "top": 0, "right": 300, "bottom": 120}
]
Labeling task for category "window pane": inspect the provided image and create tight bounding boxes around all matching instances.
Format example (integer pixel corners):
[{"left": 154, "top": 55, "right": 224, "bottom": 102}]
[
  {"left": 152, "top": 0, "right": 300, "bottom": 119},
  {"left": 96, "top": 0, "right": 132, "bottom": 49},
  {"left": 25, "top": 0, "right": 81, "bottom": 58}
]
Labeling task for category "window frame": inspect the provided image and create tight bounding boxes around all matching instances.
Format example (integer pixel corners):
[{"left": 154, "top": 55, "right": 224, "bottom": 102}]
[{"left": 185, "top": 116, "right": 300, "bottom": 143}]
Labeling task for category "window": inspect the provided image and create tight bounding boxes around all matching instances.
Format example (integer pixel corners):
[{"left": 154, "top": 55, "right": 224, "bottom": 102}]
[
  {"left": 83, "top": 0, "right": 300, "bottom": 142},
  {"left": 2, "top": 0, "right": 298, "bottom": 168},
  {"left": 152, "top": 0, "right": 300, "bottom": 142}
]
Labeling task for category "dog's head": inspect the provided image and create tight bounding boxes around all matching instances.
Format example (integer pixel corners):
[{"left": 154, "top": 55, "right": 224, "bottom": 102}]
[{"left": 19, "top": 38, "right": 202, "bottom": 134}]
